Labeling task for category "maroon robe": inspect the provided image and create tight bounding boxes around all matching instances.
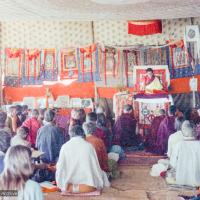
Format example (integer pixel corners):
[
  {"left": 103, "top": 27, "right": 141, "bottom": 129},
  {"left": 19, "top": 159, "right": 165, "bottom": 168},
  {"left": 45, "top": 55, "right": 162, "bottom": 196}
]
[
  {"left": 155, "top": 116, "right": 176, "bottom": 155},
  {"left": 145, "top": 115, "right": 165, "bottom": 152},
  {"left": 112, "top": 113, "right": 138, "bottom": 147}
]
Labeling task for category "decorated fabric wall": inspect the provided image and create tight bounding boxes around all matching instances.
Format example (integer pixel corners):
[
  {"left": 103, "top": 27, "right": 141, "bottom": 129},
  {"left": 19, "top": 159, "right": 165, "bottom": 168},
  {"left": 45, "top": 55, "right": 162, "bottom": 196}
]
[
  {"left": 94, "top": 19, "right": 191, "bottom": 46},
  {"left": 3, "top": 18, "right": 200, "bottom": 102}
]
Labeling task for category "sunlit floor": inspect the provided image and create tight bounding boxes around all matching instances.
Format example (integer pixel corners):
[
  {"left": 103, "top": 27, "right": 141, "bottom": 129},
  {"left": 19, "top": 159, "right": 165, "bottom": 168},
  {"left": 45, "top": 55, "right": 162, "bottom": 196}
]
[{"left": 45, "top": 165, "right": 198, "bottom": 200}]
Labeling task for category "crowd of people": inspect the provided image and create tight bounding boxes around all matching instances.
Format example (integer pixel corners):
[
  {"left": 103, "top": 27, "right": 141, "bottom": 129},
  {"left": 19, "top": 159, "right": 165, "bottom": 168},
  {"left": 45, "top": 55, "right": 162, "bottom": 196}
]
[
  {"left": 1, "top": 102, "right": 200, "bottom": 199},
  {"left": 0, "top": 104, "right": 123, "bottom": 199}
]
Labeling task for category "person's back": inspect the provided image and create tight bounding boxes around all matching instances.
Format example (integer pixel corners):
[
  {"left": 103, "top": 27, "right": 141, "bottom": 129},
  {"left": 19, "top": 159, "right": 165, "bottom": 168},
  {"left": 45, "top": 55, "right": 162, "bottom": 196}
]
[
  {"left": 86, "top": 135, "right": 108, "bottom": 172},
  {"left": 22, "top": 109, "right": 41, "bottom": 147},
  {"left": 113, "top": 105, "right": 138, "bottom": 147},
  {"left": 171, "top": 140, "right": 200, "bottom": 186},
  {"left": 145, "top": 109, "right": 166, "bottom": 152},
  {"left": 167, "top": 117, "right": 184, "bottom": 158},
  {"left": 56, "top": 125, "right": 110, "bottom": 193},
  {"left": 36, "top": 123, "right": 63, "bottom": 163},
  {"left": 156, "top": 105, "right": 176, "bottom": 155}
]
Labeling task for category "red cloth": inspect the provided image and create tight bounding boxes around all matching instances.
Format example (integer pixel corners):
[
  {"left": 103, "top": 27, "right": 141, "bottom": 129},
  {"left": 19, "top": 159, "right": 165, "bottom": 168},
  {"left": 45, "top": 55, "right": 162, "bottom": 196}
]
[
  {"left": 93, "top": 128, "right": 108, "bottom": 150},
  {"left": 86, "top": 135, "right": 108, "bottom": 172},
  {"left": 128, "top": 20, "right": 162, "bottom": 36},
  {"left": 22, "top": 117, "right": 41, "bottom": 147}
]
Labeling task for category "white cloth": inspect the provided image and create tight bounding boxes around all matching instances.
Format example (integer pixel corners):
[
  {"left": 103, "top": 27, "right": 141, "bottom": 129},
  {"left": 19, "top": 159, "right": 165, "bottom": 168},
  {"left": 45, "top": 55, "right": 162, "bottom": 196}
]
[
  {"left": 11, "top": 135, "right": 31, "bottom": 148},
  {"left": 170, "top": 140, "right": 200, "bottom": 187},
  {"left": 3, "top": 180, "right": 43, "bottom": 200},
  {"left": 167, "top": 130, "right": 184, "bottom": 158},
  {"left": 56, "top": 137, "right": 110, "bottom": 191}
]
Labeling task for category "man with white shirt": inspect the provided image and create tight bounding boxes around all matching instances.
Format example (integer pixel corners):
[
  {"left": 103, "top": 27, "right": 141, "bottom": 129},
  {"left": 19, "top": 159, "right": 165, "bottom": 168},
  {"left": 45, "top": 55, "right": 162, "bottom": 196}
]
[
  {"left": 169, "top": 120, "right": 200, "bottom": 187},
  {"left": 167, "top": 117, "right": 184, "bottom": 158},
  {"left": 56, "top": 125, "right": 110, "bottom": 193}
]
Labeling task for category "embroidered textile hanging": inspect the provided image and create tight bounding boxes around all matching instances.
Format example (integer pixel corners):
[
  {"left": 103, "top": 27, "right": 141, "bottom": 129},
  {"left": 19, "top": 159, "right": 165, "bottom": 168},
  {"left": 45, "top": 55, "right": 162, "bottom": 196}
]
[
  {"left": 142, "top": 46, "right": 169, "bottom": 66},
  {"left": 77, "top": 44, "right": 100, "bottom": 82},
  {"left": 21, "top": 49, "right": 42, "bottom": 85},
  {"left": 60, "top": 49, "right": 78, "bottom": 80},
  {"left": 123, "top": 50, "right": 141, "bottom": 87},
  {"left": 168, "top": 40, "right": 192, "bottom": 78},
  {"left": 128, "top": 20, "right": 162, "bottom": 36},
  {"left": 100, "top": 47, "right": 120, "bottom": 85},
  {"left": 4, "top": 48, "right": 23, "bottom": 86},
  {"left": 41, "top": 48, "right": 58, "bottom": 81}
]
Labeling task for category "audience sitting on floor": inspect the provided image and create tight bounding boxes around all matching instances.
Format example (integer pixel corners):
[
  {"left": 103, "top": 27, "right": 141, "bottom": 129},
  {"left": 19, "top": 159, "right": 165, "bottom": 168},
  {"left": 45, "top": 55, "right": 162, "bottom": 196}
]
[
  {"left": 86, "top": 112, "right": 108, "bottom": 149},
  {"left": 112, "top": 104, "right": 140, "bottom": 149},
  {"left": 168, "top": 120, "right": 200, "bottom": 187},
  {"left": 11, "top": 126, "right": 31, "bottom": 148},
  {"left": 0, "top": 130, "right": 11, "bottom": 174},
  {"left": 0, "top": 145, "right": 43, "bottom": 200},
  {"left": 36, "top": 109, "right": 64, "bottom": 164},
  {"left": 167, "top": 116, "right": 184, "bottom": 158},
  {"left": 156, "top": 105, "right": 177, "bottom": 155},
  {"left": 22, "top": 109, "right": 41, "bottom": 148},
  {"left": 145, "top": 109, "right": 166, "bottom": 152},
  {"left": 83, "top": 122, "right": 109, "bottom": 172},
  {"left": 56, "top": 125, "right": 110, "bottom": 193}
]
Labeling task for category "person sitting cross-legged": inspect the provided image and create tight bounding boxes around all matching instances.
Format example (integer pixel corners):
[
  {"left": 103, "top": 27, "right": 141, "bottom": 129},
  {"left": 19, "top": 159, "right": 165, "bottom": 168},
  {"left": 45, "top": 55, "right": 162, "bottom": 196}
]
[
  {"left": 36, "top": 109, "right": 64, "bottom": 164},
  {"left": 156, "top": 105, "right": 176, "bottom": 155},
  {"left": 56, "top": 125, "right": 110, "bottom": 193},
  {"left": 83, "top": 122, "right": 108, "bottom": 172},
  {"left": 167, "top": 116, "right": 184, "bottom": 158},
  {"left": 112, "top": 104, "right": 140, "bottom": 149},
  {"left": 168, "top": 120, "right": 200, "bottom": 187}
]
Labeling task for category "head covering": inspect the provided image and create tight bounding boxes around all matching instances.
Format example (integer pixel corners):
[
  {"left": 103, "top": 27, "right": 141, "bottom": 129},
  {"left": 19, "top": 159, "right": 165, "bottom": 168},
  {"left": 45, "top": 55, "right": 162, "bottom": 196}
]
[{"left": 181, "top": 120, "right": 196, "bottom": 139}]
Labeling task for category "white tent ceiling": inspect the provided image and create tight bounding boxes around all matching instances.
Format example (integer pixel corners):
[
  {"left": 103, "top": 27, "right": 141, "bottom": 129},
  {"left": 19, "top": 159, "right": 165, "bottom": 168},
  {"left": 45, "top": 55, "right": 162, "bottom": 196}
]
[{"left": 0, "top": 0, "right": 200, "bottom": 20}]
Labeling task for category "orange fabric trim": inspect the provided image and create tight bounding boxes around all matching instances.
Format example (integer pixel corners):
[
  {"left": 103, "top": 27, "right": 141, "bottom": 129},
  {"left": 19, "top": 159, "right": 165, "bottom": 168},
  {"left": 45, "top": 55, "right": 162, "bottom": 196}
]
[{"left": 3, "top": 75, "right": 200, "bottom": 102}]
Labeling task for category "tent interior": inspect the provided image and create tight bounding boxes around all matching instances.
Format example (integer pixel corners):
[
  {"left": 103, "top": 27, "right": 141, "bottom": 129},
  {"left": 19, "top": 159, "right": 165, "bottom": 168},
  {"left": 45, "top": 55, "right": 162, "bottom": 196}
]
[{"left": 1, "top": 0, "right": 200, "bottom": 200}]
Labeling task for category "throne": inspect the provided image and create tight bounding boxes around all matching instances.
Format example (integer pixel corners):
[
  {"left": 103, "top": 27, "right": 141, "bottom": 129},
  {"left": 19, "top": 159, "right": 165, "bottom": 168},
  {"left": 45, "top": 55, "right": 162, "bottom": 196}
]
[{"left": 132, "top": 65, "right": 172, "bottom": 132}]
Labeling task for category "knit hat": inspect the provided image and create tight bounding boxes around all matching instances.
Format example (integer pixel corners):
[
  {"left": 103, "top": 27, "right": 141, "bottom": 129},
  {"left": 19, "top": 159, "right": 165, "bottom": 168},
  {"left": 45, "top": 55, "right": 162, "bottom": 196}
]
[{"left": 181, "top": 120, "right": 196, "bottom": 139}]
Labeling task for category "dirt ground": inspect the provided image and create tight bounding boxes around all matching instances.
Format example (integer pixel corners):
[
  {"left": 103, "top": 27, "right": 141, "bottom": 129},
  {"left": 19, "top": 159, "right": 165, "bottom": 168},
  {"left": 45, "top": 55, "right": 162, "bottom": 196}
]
[{"left": 45, "top": 165, "right": 198, "bottom": 200}]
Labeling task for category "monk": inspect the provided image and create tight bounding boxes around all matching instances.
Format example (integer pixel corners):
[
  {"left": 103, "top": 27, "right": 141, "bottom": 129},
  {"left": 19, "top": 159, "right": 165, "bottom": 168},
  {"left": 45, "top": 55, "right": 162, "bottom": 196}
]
[
  {"left": 145, "top": 109, "right": 166, "bottom": 152},
  {"left": 142, "top": 68, "right": 163, "bottom": 94},
  {"left": 112, "top": 104, "right": 139, "bottom": 148},
  {"left": 156, "top": 105, "right": 176, "bottom": 155}
]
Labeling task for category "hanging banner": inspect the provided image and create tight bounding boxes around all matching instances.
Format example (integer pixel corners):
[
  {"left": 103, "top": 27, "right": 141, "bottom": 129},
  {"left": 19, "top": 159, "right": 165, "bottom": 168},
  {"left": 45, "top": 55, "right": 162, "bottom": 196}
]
[
  {"left": 101, "top": 47, "right": 119, "bottom": 85},
  {"left": 142, "top": 46, "right": 169, "bottom": 66},
  {"left": 169, "top": 40, "right": 192, "bottom": 78},
  {"left": 41, "top": 48, "right": 58, "bottom": 81},
  {"left": 4, "top": 48, "right": 23, "bottom": 87},
  {"left": 77, "top": 44, "right": 101, "bottom": 82},
  {"left": 21, "top": 49, "right": 41, "bottom": 85},
  {"left": 123, "top": 49, "right": 141, "bottom": 87},
  {"left": 60, "top": 48, "right": 78, "bottom": 80}
]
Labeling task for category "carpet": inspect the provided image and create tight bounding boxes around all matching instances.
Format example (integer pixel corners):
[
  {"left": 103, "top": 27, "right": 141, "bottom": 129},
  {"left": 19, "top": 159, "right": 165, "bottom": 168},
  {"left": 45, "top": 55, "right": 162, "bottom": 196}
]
[
  {"left": 119, "top": 151, "right": 167, "bottom": 166},
  {"left": 61, "top": 190, "right": 101, "bottom": 196}
]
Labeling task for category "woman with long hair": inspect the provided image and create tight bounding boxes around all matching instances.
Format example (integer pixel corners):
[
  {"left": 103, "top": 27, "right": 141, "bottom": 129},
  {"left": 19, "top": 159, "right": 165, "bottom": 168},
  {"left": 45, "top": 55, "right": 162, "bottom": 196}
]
[{"left": 0, "top": 145, "right": 43, "bottom": 200}]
